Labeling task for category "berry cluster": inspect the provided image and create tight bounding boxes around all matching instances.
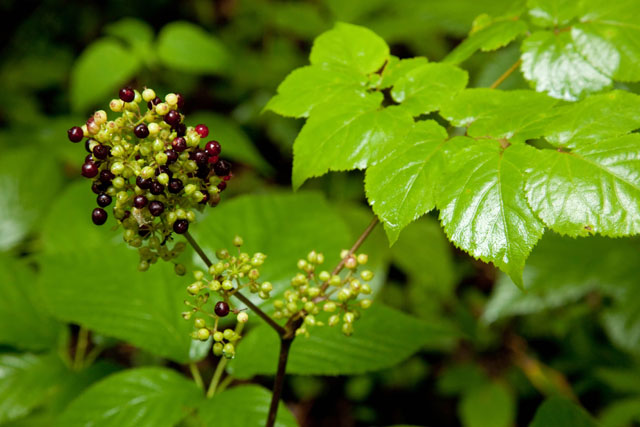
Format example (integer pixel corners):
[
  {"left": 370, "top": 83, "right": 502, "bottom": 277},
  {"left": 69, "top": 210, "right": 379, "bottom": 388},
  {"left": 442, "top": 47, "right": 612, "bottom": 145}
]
[
  {"left": 273, "top": 250, "right": 373, "bottom": 337},
  {"left": 182, "top": 236, "right": 271, "bottom": 358},
  {"left": 67, "top": 87, "right": 232, "bottom": 272}
]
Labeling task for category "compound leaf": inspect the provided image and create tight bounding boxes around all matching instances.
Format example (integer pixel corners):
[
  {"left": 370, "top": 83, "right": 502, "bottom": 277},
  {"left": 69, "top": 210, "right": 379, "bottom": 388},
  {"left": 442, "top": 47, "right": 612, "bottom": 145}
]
[{"left": 157, "top": 21, "right": 228, "bottom": 74}]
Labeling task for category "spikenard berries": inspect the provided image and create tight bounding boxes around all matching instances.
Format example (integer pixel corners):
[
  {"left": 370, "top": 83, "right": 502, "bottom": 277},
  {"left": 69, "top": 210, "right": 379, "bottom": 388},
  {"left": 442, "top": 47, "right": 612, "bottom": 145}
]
[{"left": 66, "top": 86, "right": 233, "bottom": 272}]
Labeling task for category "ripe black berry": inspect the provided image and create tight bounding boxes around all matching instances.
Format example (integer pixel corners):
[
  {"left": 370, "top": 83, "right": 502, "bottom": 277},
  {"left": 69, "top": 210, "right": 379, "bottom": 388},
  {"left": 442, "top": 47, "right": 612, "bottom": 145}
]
[
  {"left": 119, "top": 87, "right": 135, "bottom": 102},
  {"left": 217, "top": 181, "right": 227, "bottom": 191},
  {"left": 195, "top": 124, "right": 209, "bottom": 138},
  {"left": 67, "top": 126, "right": 84, "bottom": 142},
  {"left": 134, "top": 124, "right": 149, "bottom": 138},
  {"left": 165, "top": 149, "right": 178, "bottom": 164},
  {"left": 133, "top": 195, "right": 148, "bottom": 209},
  {"left": 214, "top": 301, "right": 230, "bottom": 317},
  {"left": 92, "top": 208, "right": 108, "bottom": 225},
  {"left": 194, "top": 149, "right": 209, "bottom": 165},
  {"left": 150, "top": 181, "right": 164, "bottom": 195},
  {"left": 97, "top": 193, "right": 112, "bottom": 207},
  {"left": 147, "top": 97, "right": 161, "bottom": 110},
  {"left": 100, "top": 170, "right": 115, "bottom": 183},
  {"left": 213, "top": 159, "right": 231, "bottom": 177},
  {"left": 196, "top": 165, "right": 210, "bottom": 179},
  {"left": 205, "top": 141, "right": 221, "bottom": 157},
  {"left": 93, "top": 144, "right": 109, "bottom": 160},
  {"left": 172, "top": 137, "right": 187, "bottom": 152},
  {"left": 155, "top": 165, "right": 171, "bottom": 177},
  {"left": 138, "top": 224, "right": 151, "bottom": 237},
  {"left": 173, "top": 123, "right": 186, "bottom": 137},
  {"left": 168, "top": 179, "right": 183, "bottom": 194},
  {"left": 91, "top": 180, "right": 108, "bottom": 194},
  {"left": 176, "top": 93, "right": 185, "bottom": 109},
  {"left": 173, "top": 219, "right": 189, "bottom": 234},
  {"left": 82, "top": 162, "right": 99, "bottom": 178},
  {"left": 84, "top": 139, "right": 93, "bottom": 153},
  {"left": 136, "top": 176, "right": 151, "bottom": 190},
  {"left": 148, "top": 201, "right": 165, "bottom": 216},
  {"left": 164, "top": 110, "right": 180, "bottom": 126}
]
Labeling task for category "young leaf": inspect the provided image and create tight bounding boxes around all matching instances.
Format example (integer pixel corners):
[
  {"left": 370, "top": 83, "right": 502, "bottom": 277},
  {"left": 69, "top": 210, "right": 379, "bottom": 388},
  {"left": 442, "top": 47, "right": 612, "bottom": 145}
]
[
  {"left": 310, "top": 22, "right": 389, "bottom": 74},
  {"left": 542, "top": 90, "right": 640, "bottom": 148},
  {"left": 390, "top": 63, "right": 468, "bottom": 116},
  {"left": 527, "top": 0, "right": 577, "bottom": 28},
  {"left": 379, "top": 56, "right": 429, "bottom": 89},
  {"left": 228, "top": 304, "right": 457, "bottom": 377},
  {"left": 70, "top": 38, "right": 141, "bottom": 111},
  {"left": 291, "top": 92, "right": 413, "bottom": 189},
  {"left": 104, "top": 18, "right": 154, "bottom": 49},
  {"left": 0, "top": 255, "right": 62, "bottom": 351},
  {"left": 445, "top": 18, "right": 528, "bottom": 65},
  {"left": 197, "top": 385, "right": 297, "bottom": 427},
  {"left": 524, "top": 135, "right": 640, "bottom": 237},
  {"left": 264, "top": 63, "right": 368, "bottom": 118},
  {"left": 459, "top": 382, "right": 515, "bottom": 427},
  {"left": 521, "top": 30, "right": 611, "bottom": 101},
  {"left": 156, "top": 21, "right": 228, "bottom": 74},
  {"left": 57, "top": 368, "right": 202, "bottom": 427},
  {"left": 364, "top": 120, "right": 448, "bottom": 243},
  {"left": 529, "top": 397, "right": 598, "bottom": 427},
  {"left": 440, "top": 88, "right": 558, "bottom": 142},
  {"left": 0, "top": 353, "right": 68, "bottom": 424},
  {"left": 438, "top": 139, "right": 544, "bottom": 287}
]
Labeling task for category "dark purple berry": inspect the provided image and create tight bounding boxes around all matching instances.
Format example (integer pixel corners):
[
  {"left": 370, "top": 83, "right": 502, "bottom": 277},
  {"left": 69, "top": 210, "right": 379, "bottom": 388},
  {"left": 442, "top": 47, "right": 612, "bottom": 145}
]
[
  {"left": 168, "top": 179, "right": 183, "bottom": 194},
  {"left": 97, "top": 193, "right": 112, "bottom": 207},
  {"left": 148, "top": 201, "right": 165, "bottom": 217},
  {"left": 84, "top": 139, "right": 93, "bottom": 153},
  {"left": 196, "top": 165, "right": 210, "bottom": 179},
  {"left": 194, "top": 149, "right": 209, "bottom": 165},
  {"left": 155, "top": 165, "right": 171, "bottom": 177},
  {"left": 134, "top": 123, "right": 149, "bottom": 138},
  {"left": 176, "top": 93, "right": 185, "bottom": 109},
  {"left": 138, "top": 224, "right": 151, "bottom": 237},
  {"left": 100, "top": 170, "right": 115, "bottom": 183},
  {"left": 67, "top": 126, "right": 84, "bottom": 142},
  {"left": 173, "top": 219, "right": 189, "bottom": 234},
  {"left": 165, "top": 149, "right": 178, "bottom": 164},
  {"left": 173, "top": 123, "right": 186, "bottom": 137},
  {"left": 150, "top": 181, "right": 164, "bottom": 195},
  {"left": 93, "top": 144, "right": 109, "bottom": 160},
  {"left": 133, "top": 195, "right": 147, "bottom": 209},
  {"left": 205, "top": 141, "right": 221, "bottom": 157},
  {"left": 85, "top": 154, "right": 95, "bottom": 164},
  {"left": 147, "top": 97, "right": 161, "bottom": 109},
  {"left": 217, "top": 181, "right": 227, "bottom": 191},
  {"left": 172, "top": 137, "right": 187, "bottom": 152},
  {"left": 214, "top": 301, "right": 230, "bottom": 317},
  {"left": 199, "top": 191, "right": 209, "bottom": 205},
  {"left": 136, "top": 176, "right": 151, "bottom": 190},
  {"left": 82, "top": 162, "right": 99, "bottom": 178},
  {"left": 119, "top": 87, "right": 135, "bottom": 102},
  {"left": 195, "top": 124, "right": 209, "bottom": 138},
  {"left": 164, "top": 110, "right": 180, "bottom": 126},
  {"left": 91, "top": 180, "right": 108, "bottom": 194},
  {"left": 213, "top": 159, "right": 231, "bottom": 177},
  {"left": 92, "top": 208, "right": 108, "bottom": 225}
]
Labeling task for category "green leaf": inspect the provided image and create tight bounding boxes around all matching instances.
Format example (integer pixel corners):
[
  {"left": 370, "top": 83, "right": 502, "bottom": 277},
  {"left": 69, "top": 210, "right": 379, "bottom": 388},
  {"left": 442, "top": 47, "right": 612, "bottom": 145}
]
[
  {"left": 156, "top": 21, "right": 228, "bottom": 74},
  {"left": 71, "top": 38, "right": 141, "bottom": 111},
  {"left": 0, "top": 146, "right": 64, "bottom": 251},
  {"left": 104, "top": 17, "right": 154, "bottom": 48},
  {"left": 229, "top": 304, "right": 457, "bottom": 377},
  {"left": 483, "top": 234, "right": 640, "bottom": 323},
  {"left": 440, "top": 89, "right": 558, "bottom": 142},
  {"left": 291, "top": 92, "right": 413, "bottom": 189},
  {"left": 380, "top": 56, "right": 429, "bottom": 89},
  {"left": 521, "top": 30, "right": 611, "bottom": 101},
  {"left": 529, "top": 397, "right": 598, "bottom": 427},
  {"left": 459, "top": 382, "right": 515, "bottom": 427},
  {"left": 542, "top": 90, "right": 640, "bottom": 148},
  {"left": 190, "top": 192, "right": 352, "bottom": 306},
  {"left": 445, "top": 18, "right": 528, "bottom": 65},
  {"left": 437, "top": 363, "right": 489, "bottom": 396},
  {"left": 524, "top": 135, "right": 640, "bottom": 237},
  {"left": 185, "top": 112, "right": 273, "bottom": 174},
  {"left": 364, "top": 121, "right": 448, "bottom": 243},
  {"left": 269, "top": 2, "right": 329, "bottom": 39},
  {"left": 602, "top": 285, "right": 640, "bottom": 355},
  {"left": 574, "top": 0, "right": 640, "bottom": 82},
  {"left": 390, "top": 63, "right": 468, "bottom": 116},
  {"left": 527, "top": 0, "right": 577, "bottom": 28},
  {"left": 438, "top": 139, "right": 544, "bottom": 287},
  {"left": 310, "top": 22, "right": 389, "bottom": 74},
  {"left": 197, "top": 385, "right": 298, "bottom": 427},
  {"left": 598, "top": 397, "right": 640, "bottom": 427},
  {"left": 57, "top": 368, "right": 201, "bottom": 427},
  {"left": 0, "top": 255, "right": 61, "bottom": 351},
  {"left": 264, "top": 64, "right": 368, "bottom": 118},
  {"left": 0, "top": 353, "right": 68, "bottom": 424}
]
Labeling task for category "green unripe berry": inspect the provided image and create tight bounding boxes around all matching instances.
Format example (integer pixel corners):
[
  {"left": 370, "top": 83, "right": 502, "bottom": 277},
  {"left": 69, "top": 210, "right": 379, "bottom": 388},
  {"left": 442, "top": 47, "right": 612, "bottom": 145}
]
[
  {"left": 165, "top": 93, "right": 178, "bottom": 106},
  {"left": 110, "top": 99, "right": 124, "bottom": 112},
  {"left": 342, "top": 322, "right": 353, "bottom": 336},
  {"left": 223, "top": 343, "right": 235, "bottom": 358},
  {"left": 181, "top": 311, "right": 192, "bottom": 320},
  {"left": 328, "top": 314, "right": 340, "bottom": 326},
  {"left": 274, "top": 300, "right": 284, "bottom": 309},
  {"left": 194, "top": 318, "right": 206, "bottom": 328},
  {"left": 141, "top": 166, "right": 155, "bottom": 179},
  {"left": 148, "top": 122, "right": 160, "bottom": 136},
  {"left": 194, "top": 270, "right": 205, "bottom": 281},
  {"left": 113, "top": 177, "right": 126, "bottom": 189},
  {"left": 157, "top": 172, "right": 169, "bottom": 185},
  {"left": 307, "top": 287, "right": 320, "bottom": 298},
  {"left": 304, "top": 315, "right": 316, "bottom": 326},
  {"left": 148, "top": 236, "right": 160, "bottom": 249},
  {"left": 323, "top": 301, "right": 337, "bottom": 312},
  {"left": 318, "top": 271, "right": 331, "bottom": 282},
  {"left": 211, "top": 280, "right": 221, "bottom": 291},
  {"left": 345, "top": 256, "right": 357, "bottom": 269},
  {"left": 166, "top": 212, "right": 178, "bottom": 224},
  {"left": 138, "top": 260, "right": 149, "bottom": 272},
  {"left": 286, "top": 301, "right": 298, "bottom": 312},
  {"left": 197, "top": 328, "right": 210, "bottom": 341},
  {"left": 192, "top": 190, "right": 204, "bottom": 202},
  {"left": 223, "top": 329, "right": 235, "bottom": 341},
  {"left": 111, "top": 162, "right": 125, "bottom": 175},
  {"left": 258, "top": 291, "right": 270, "bottom": 300},
  {"left": 214, "top": 261, "right": 226, "bottom": 274},
  {"left": 343, "top": 312, "right": 355, "bottom": 324},
  {"left": 185, "top": 160, "right": 197, "bottom": 172},
  {"left": 174, "top": 264, "right": 186, "bottom": 276},
  {"left": 357, "top": 254, "right": 368, "bottom": 265},
  {"left": 304, "top": 301, "right": 315, "bottom": 312},
  {"left": 360, "top": 270, "right": 374, "bottom": 281},
  {"left": 184, "top": 184, "right": 196, "bottom": 195},
  {"left": 338, "top": 288, "right": 352, "bottom": 302},
  {"left": 260, "top": 282, "right": 273, "bottom": 293},
  {"left": 142, "top": 88, "right": 156, "bottom": 102},
  {"left": 216, "top": 249, "right": 230, "bottom": 259},
  {"left": 360, "top": 299, "right": 372, "bottom": 309},
  {"left": 187, "top": 283, "right": 200, "bottom": 295},
  {"left": 176, "top": 208, "right": 186, "bottom": 219},
  {"left": 329, "top": 275, "right": 342, "bottom": 287},
  {"left": 152, "top": 139, "right": 164, "bottom": 152},
  {"left": 155, "top": 152, "right": 168, "bottom": 166},
  {"left": 233, "top": 235, "right": 244, "bottom": 247},
  {"left": 248, "top": 269, "right": 260, "bottom": 280},
  {"left": 307, "top": 250, "right": 318, "bottom": 264},
  {"left": 213, "top": 331, "right": 224, "bottom": 342},
  {"left": 222, "top": 280, "right": 234, "bottom": 291},
  {"left": 361, "top": 283, "right": 372, "bottom": 295},
  {"left": 156, "top": 102, "right": 169, "bottom": 115},
  {"left": 237, "top": 312, "right": 249, "bottom": 323},
  {"left": 316, "top": 253, "right": 325, "bottom": 264},
  {"left": 213, "top": 342, "right": 223, "bottom": 356}
]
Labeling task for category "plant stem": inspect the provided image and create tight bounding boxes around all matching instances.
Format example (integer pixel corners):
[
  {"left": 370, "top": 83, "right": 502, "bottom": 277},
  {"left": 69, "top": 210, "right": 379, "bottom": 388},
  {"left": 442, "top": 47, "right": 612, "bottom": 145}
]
[
  {"left": 489, "top": 58, "right": 522, "bottom": 89},
  {"left": 190, "top": 363, "right": 204, "bottom": 390},
  {"left": 216, "top": 374, "right": 234, "bottom": 394},
  {"left": 184, "top": 231, "right": 285, "bottom": 336},
  {"left": 206, "top": 357, "right": 229, "bottom": 398},
  {"left": 73, "top": 327, "right": 89, "bottom": 370},
  {"left": 266, "top": 336, "right": 294, "bottom": 427}
]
